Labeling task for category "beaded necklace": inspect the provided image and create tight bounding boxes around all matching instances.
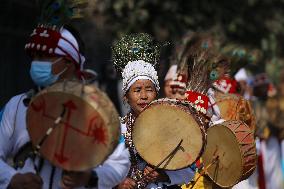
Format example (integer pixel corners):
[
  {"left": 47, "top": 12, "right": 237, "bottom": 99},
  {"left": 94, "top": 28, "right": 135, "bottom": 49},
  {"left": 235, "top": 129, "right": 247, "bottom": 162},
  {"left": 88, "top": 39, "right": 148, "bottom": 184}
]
[{"left": 122, "top": 112, "right": 148, "bottom": 188}]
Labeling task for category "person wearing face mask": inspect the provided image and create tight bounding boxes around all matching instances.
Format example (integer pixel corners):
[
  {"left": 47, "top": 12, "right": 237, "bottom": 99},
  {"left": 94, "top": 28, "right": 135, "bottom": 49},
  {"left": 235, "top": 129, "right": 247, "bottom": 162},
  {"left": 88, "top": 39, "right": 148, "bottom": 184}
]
[
  {"left": 112, "top": 33, "right": 194, "bottom": 189},
  {"left": 0, "top": 1, "right": 130, "bottom": 189}
]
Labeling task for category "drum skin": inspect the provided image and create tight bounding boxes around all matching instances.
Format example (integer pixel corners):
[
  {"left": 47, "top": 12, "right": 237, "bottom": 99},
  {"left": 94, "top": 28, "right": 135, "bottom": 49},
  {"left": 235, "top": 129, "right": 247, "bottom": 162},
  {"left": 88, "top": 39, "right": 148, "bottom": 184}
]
[
  {"left": 214, "top": 91, "right": 256, "bottom": 132},
  {"left": 27, "top": 80, "right": 120, "bottom": 171},
  {"left": 202, "top": 120, "right": 257, "bottom": 187},
  {"left": 132, "top": 98, "right": 206, "bottom": 170}
]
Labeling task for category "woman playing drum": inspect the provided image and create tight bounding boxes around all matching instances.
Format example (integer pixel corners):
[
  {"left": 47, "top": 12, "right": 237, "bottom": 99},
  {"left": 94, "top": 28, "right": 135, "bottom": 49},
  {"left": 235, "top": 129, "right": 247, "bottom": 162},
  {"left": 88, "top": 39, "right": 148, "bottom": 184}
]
[{"left": 112, "top": 33, "right": 195, "bottom": 189}]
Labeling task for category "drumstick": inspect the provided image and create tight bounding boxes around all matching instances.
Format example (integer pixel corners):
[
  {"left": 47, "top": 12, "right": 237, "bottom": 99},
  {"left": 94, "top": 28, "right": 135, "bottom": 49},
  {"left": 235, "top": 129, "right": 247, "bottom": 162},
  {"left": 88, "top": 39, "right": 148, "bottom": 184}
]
[
  {"left": 34, "top": 105, "right": 66, "bottom": 153},
  {"left": 32, "top": 106, "right": 66, "bottom": 173},
  {"left": 136, "top": 139, "right": 184, "bottom": 183},
  {"left": 189, "top": 156, "right": 219, "bottom": 189}
]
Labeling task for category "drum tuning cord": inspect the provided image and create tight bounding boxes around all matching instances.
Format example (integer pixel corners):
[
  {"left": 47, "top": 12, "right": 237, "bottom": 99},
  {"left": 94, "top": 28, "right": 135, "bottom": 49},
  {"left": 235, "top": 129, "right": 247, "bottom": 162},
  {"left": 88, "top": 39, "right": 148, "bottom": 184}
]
[
  {"left": 32, "top": 105, "right": 67, "bottom": 173},
  {"left": 189, "top": 156, "right": 219, "bottom": 189}
]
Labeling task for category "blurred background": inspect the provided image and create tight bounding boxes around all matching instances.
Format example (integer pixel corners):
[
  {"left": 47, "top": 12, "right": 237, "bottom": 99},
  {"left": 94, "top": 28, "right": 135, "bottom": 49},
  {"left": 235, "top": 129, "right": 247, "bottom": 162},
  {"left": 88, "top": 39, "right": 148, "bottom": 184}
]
[
  {"left": 1, "top": 1, "right": 284, "bottom": 188},
  {"left": 1, "top": 0, "right": 284, "bottom": 112}
]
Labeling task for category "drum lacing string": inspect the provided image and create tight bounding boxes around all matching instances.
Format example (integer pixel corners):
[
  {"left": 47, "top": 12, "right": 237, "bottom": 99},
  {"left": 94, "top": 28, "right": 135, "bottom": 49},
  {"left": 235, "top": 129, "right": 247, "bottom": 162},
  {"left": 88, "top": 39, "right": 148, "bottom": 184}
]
[
  {"left": 136, "top": 139, "right": 184, "bottom": 183},
  {"left": 189, "top": 156, "right": 219, "bottom": 189},
  {"left": 32, "top": 105, "right": 67, "bottom": 174}
]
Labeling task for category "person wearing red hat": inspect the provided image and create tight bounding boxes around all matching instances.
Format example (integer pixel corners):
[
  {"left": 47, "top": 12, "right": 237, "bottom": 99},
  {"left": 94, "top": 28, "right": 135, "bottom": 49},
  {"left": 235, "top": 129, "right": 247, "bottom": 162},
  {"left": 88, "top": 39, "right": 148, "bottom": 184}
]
[{"left": 0, "top": 1, "right": 130, "bottom": 189}]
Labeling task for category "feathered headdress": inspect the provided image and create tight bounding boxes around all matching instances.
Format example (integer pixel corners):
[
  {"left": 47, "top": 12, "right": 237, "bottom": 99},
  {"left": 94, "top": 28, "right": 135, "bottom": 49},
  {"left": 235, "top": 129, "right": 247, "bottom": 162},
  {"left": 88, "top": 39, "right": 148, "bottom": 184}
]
[
  {"left": 38, "top": 0, "right": 87, "bottom": 28},
  {"left": 221, "top": 44, "right": 253, "bottom": 76},
  {"left": 112, "top": 33, "right": 161, "bottom": 93},
  {"left": 204, "top": 46, "right": 238, "bottom": 94},
  {"left": 25, "top": 0, "right": 87, "bottom": 70},
  {"left": 112, "top": 33, "right": 161, "bottom": 71},
  {"left": 211, "top": 44, "right": 257, "bottom": 94},
  {"left": 171, "top": 32, "right": 217, "bottom": 85},
  {"left": 175, "top": 36, "right": 214, "bottom": 114}
]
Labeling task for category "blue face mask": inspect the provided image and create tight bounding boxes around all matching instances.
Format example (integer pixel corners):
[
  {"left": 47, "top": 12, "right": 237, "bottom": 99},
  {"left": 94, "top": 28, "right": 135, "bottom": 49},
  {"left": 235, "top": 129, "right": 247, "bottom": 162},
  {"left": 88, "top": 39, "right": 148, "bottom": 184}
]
[{"left": 30, "top": 59, "right": 66, "bottom": 87}]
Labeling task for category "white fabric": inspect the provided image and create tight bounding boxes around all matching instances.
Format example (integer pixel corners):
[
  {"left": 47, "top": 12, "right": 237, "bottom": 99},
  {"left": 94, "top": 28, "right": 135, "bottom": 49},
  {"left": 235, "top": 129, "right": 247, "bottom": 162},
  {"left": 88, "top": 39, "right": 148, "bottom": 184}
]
[
  {"left": 282, "top": 140, "right": 284, "bottom": 180},
  {"left": 0, "top": 94, "right": 130, "bottom": 189},
  {"left": 117, "top": 79, "right": 130, "bottom": 116},
  {"left": 122, "top": 60, "right": 159, "bottom": 94},
  {"left": 232, "top": 171, "right": 259, "bottom": 189},
  {"left": 55, "top": 28, "right": 86, "bottom": 70},
  {"left": 164, "top": 65, "right": 177, "bottom": 81},
  {"left": 233, "top": 137, "right": 284, "bottom": 189},
  {"left": 261, "top": 137, "right": 284, "bottom": 189},
  {"left": 207, "top": 88, "right": 225, "bottom": 126},
  {"left": 234, "top": 68, "right": 248, "bottom": 82},
  {"left": 120, "top": 122, "right": 194, "bottom": 188}
]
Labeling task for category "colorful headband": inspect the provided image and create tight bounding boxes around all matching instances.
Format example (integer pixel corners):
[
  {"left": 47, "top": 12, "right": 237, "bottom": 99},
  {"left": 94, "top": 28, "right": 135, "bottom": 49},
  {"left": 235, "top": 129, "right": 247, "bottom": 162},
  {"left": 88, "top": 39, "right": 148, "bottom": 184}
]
[{"left": 25, "top": 27, "right": 85, "bottom": 70}]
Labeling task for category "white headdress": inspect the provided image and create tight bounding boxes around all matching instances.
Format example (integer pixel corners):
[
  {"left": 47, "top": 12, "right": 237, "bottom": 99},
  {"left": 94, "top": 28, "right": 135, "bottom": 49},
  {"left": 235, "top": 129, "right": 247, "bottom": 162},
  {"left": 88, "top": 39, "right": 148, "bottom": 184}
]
[{"left": 122, "top": 60, "right": 159, "bottom": 93}]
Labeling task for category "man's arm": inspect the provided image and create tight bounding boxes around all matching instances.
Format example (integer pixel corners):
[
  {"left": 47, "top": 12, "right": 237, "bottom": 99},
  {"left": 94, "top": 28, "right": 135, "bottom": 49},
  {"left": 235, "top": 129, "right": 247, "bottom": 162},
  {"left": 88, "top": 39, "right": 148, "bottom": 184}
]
[
  {"left": 0, "top": 96, "right": 22, "bottom": 188},
  {"left": 94, "top": 138, "right": 130, "bottom": 189}
]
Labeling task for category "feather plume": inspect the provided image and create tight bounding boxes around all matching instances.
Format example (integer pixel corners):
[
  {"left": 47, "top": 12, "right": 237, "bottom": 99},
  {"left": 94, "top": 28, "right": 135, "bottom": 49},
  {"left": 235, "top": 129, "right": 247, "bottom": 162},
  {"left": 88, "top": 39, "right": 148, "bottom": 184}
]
[
  {"left": 38, "top": 0, "right": 88, "bottom": 28},
  {"left": 173, "top": 34, "right": 214, "bottom": 94}
]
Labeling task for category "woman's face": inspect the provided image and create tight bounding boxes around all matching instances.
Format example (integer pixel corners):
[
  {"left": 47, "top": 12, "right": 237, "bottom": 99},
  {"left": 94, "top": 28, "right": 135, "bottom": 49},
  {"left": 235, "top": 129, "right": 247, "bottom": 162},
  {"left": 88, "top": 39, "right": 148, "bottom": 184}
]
[{"left": 125, "top": 79, "right": 157, "bottom": 116}]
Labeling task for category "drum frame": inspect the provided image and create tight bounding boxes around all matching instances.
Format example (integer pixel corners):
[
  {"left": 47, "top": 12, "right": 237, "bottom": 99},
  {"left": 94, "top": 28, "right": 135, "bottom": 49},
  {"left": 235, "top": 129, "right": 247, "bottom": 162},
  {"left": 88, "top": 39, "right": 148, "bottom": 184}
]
[{"left": 133, "top": 98, "right": 208, "bottom": 170}]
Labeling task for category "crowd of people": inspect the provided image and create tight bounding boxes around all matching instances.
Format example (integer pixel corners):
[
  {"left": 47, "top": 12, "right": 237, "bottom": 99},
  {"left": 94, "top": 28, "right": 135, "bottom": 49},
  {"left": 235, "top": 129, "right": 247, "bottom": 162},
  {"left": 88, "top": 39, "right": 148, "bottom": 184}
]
[{"left": 0, "top": 1, "right": 284, "bottom": 189}]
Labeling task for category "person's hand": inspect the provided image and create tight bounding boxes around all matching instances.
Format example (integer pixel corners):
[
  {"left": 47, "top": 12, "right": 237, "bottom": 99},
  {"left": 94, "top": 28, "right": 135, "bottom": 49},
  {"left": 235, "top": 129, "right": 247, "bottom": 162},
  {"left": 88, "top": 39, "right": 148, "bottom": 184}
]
[
  {"left": 143, "top": 166, "right": 170, "bottom": 183},
  {"left": 61, "top": 170, "right": 91, "bottom": 189},
  {"left": 117, "top": 178, "right": 136, "bottom": 189},
  {"left": 8, "top": 172, "right": 43, "bottom": 189}
]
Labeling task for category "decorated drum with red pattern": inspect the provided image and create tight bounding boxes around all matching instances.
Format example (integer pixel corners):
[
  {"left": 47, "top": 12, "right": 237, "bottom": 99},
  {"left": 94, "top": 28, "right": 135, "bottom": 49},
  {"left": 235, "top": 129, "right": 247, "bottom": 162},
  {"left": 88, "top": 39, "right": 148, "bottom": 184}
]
[{"left": 27, "top": 80, "right": 120, "bottom": 171}]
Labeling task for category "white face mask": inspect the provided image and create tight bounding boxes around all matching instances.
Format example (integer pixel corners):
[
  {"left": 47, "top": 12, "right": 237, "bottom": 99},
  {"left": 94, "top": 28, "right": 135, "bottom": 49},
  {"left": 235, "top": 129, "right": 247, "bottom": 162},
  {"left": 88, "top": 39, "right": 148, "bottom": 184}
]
[{"left": 29, "top": 58, "right": 67, "bottom": 87}]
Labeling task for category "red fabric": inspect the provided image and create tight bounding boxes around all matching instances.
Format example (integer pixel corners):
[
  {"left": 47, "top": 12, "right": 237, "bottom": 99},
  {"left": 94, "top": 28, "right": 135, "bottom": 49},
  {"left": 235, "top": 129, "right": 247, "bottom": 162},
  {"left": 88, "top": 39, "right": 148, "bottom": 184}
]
[
  {"left": 195, "top": 159, "right": 203, "bottom": 169},
  {"left": 25, "top": 26, "right": 61, "bottom": 56},
  {"left": 213, "top": 76, "right": 238, "bottom": 94},
  {"left": 258, "top": 151, "right": 266, "bottom": 189},
  {"left": 185, "top": 90, "right": 209, "bottom": 111}
]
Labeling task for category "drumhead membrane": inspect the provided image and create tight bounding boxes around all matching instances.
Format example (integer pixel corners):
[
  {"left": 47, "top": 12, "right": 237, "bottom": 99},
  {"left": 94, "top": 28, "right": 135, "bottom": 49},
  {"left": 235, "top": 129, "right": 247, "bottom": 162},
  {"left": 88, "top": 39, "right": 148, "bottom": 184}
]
[
  {"left": 133, "top": 102, "right": 204, "bottom": 170},
  {"left": 202, "top": 125, "right": 242, "bottom": 187}
]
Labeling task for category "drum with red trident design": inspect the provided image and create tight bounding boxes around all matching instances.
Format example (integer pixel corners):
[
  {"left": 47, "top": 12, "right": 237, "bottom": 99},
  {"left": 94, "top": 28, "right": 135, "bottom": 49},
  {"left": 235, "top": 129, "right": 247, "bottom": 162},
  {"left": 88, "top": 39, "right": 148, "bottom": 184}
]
[
  {"left": 132, "top": 98, "right": 207, "bottom": 170},
  {"left": 27, "top": 80, "right": 120, "bottom": 171}
]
